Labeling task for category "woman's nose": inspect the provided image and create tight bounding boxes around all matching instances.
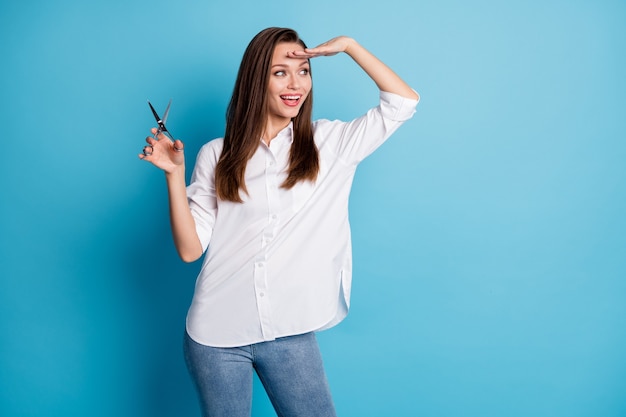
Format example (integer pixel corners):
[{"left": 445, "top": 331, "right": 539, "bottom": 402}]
[{"left": 287, "top": 74, "right": 300, "bottom": 89}]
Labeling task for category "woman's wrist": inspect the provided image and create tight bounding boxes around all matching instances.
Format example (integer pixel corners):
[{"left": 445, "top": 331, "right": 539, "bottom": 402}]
[
  {"left": 342, "top": 37, "right": 358, "bottom": 57},
  {"left": 165, "top": 164, "right": 186, "bottom": 181}
]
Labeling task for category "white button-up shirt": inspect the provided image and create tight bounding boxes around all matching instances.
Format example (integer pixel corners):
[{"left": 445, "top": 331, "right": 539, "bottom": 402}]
[{"left": 186, "top": 91, "right": 418, "bottom": 347}]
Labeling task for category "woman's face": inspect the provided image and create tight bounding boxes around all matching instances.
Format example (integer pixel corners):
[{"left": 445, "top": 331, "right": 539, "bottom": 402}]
[{"left": 266, "top": 41, "right": 311, "bottom": 128}]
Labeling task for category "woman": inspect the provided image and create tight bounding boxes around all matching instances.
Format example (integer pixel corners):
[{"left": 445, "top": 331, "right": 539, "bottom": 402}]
[{"left": 139, "top": 27, "right": 419, "bottom": 417}]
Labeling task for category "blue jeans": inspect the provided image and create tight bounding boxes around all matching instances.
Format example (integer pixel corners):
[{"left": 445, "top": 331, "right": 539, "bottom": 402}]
[{"left": 183, "top": 331, "right": 337, "bottom": 417}]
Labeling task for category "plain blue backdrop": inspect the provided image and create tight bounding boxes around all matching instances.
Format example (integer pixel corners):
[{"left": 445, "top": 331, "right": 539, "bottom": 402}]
[{"left": 1, "top": 0, "right": 625, "bottom": 416}]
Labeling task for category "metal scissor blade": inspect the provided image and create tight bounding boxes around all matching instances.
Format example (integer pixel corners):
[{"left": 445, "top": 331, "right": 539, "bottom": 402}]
[
  {"left": 147, "top": 100, "right": 162, "bottom": 124},
  {"left": 147, "top": 99, "right": 173, "bottom": 139},
  {"left": 162, "top": 99, "right": 172, "bottom": 125}
]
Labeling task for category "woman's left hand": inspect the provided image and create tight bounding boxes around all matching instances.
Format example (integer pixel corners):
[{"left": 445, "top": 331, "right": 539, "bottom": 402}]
[
  {"left": 287, "top": 36, "right": 356, "bottom": 59},
  {"left": 289, "top": 34, "right": 419, "bottom": 101}
]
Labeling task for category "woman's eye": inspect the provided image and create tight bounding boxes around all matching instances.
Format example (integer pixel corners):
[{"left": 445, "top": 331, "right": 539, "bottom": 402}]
[
  {"left": 299, "top": 69, "right": 309, "bottom": 75},
  {"left": 274, "top": 71, "right": 286, "bottom": 76}
]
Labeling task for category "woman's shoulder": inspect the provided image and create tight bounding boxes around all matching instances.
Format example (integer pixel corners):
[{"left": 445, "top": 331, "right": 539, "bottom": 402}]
[
  {"left": 199, "top": 138, "right": 224, "bottom": 153},
  {"left": 195, "top": 138, "right": 224, "bottom": 163},
  {"left": 202, "top": 137, "right": 224, "bottom": 148},
  {"left": 312, "top": 117, "right": 343, "bottom": 131}
]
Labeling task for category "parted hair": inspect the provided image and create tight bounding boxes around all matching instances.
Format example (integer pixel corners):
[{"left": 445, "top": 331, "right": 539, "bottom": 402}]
[{"left": 215, "top": 27, "right": 319, "bottom": 202}]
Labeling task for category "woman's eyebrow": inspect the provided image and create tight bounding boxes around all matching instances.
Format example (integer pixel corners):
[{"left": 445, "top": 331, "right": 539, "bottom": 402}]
[{"left": 271, "top": 61, "right": 309, "bottom": 69}]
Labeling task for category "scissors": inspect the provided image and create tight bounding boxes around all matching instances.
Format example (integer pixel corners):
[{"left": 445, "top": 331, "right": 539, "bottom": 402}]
[{"left": 147, "top": 99, "right": 173, "bottom": 139}]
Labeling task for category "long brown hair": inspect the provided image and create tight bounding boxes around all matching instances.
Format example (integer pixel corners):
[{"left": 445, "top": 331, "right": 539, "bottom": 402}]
[{"left": 215, "top": 27, "right": 319, "bottom": 202}]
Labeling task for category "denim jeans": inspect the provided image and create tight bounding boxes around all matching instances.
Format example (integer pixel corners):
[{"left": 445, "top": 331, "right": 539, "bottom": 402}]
[{"left": 183, "top": 331, "right": 337, "bottom": 417}]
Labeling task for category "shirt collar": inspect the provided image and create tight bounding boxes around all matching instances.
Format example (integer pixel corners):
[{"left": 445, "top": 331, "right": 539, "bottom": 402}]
[{"left": 261, "top": 122, "right": 294, "bottom": 148}]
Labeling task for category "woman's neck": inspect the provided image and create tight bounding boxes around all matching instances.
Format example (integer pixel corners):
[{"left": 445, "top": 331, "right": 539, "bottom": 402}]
[{"left": 262, "top": 117, "right": 291, "bottom": 146}]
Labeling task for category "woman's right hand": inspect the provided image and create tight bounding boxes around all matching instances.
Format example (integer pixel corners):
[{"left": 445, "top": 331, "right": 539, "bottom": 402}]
[
  {"left": 139, "top": 128, "right": 202, "bottom": 262},
  {"left": 138, "top": 128, "right": 185, "bottom": 173},
  {"left": 288, "top": 36, "right": 356, "bottom": 59}
]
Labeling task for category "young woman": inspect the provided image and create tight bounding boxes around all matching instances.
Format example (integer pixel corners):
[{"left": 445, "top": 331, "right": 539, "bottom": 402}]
[{"left": 139, "top": 27, "right": 419, "bottom": 417}]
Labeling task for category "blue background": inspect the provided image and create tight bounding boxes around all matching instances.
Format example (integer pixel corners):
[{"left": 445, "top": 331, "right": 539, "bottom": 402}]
[{"left": 1, "top": 0, "right": 625, "bottom": 416}]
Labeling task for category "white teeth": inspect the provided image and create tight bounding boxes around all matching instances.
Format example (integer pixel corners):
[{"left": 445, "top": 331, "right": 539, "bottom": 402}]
[{"left": 281, "top": 95, "right": 300, "bottom": 100}]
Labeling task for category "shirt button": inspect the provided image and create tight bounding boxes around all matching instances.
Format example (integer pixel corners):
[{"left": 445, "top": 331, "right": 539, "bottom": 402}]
[
  {"left": 260, "top": 292, "right": 265, "bottom": 297},
  {"left": 257, "top": 262, "right": 264, "bottom": 268}
]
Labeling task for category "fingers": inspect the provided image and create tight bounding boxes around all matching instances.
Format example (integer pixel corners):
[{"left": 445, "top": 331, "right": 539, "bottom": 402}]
[
  {"left": 291, "top": 36, "right": 354, "bottom": 59},
  {"left": 142, "top": 136, "right": 157, "bottom": 159},
  {"left": 139, "top": 144, "right": 154, "bottom": 160},
  {"left": 288, "top": 49, "right": 330, "bottom": 59},
  {"left": 287, "top": 36, "right": 353, "bottom": 60},
  {"left": 139, "top": 132, "right": 158, "bottom": 162},
  {"left": 144, "top": 129, "right": 174, "bottom": 148},
  {"left": 150, "top": 127, "right": 172, "bottom": 141},
  {"left": 139, "top": 136, "right": 184, "bottom": 161},
  {"left": 173, "top": 139, "right": 184, "bottom": 152},
  {"left": 288, "top": 45, "right": 340, "bottom": 59}
]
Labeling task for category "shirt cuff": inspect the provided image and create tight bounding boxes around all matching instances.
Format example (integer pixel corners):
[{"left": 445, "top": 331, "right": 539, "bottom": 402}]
[{"left": 379, "top": 90, "right": 419, "bottom": 121}]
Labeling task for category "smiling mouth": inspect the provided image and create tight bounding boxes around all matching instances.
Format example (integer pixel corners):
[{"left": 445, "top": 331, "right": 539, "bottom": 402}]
[{"left": 280, "top": 95, "right": 302, "bottom": 106}]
